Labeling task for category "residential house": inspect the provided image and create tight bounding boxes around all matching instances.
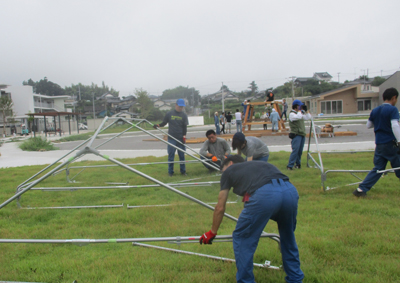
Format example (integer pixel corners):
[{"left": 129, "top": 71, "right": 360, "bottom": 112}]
[
  {"left": 295, "top": 72, "right": 333, "bottom": 86},
  {"left": 304, "top": 84, "right": 379, "bottom": 115},
  {"left": 378, "top": 71, "right": 400, "bottom": 109},
  {"left": 204, "top": 89, "right": 239, "bottom": 103}
]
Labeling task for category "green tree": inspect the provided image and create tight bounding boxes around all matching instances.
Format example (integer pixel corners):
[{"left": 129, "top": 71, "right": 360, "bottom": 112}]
[
  {"left": 0, "top": 95, "right": 14, "bottom": 137},
  {"left": 135, "top": 88, "right": 153, "bottom": 119},
  {"left": 161, "top": 86, "right": 200, "bottom": 107},
  {"left": 248, "top": 81, "right": 258, "bottom": 96},
  {"left": 371, "top": 76, "right": 386, "bottom": 86},
  {"left": 23, "top": 77, "right": 65, "bottom": 96}
]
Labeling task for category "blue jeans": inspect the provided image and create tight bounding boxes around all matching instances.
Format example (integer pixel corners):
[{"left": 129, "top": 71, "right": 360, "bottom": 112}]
[
  {"left": 215, "top": 123, "right": 221, "bottom": 135},
  {"left": 248, "top": 155, "right": 269, "bottom": 162},
  {"left": 236, "top": 120, "right": 242, "bottom": 132},
  {"left": 359, "top": 142, "right": 400, "bottom": 192},
  {"left": 167, "top": 138, "right": 186, "bottom": 175},
  {"left": 233, "top": 179, "right": 304, "bottom": 283},
  {"left": 287, "top": 135, "right": 306, "bottom": 168},
  {"left": 272, "top": 121, "right": 278, "bottom": 131}
]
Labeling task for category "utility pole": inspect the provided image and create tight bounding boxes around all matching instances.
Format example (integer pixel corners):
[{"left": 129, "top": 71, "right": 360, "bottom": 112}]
[
  {"left": 288, "top": 77, "right": 296, "bottom": 100},
  {"left": 92, "top": 92, "right": 96, "bottom": 129},
  {"left": 337, "top": 72, "right": 341, "bottom": 83},
  {"left": 361, "top": 69, "right": 366, "bottom": 91},
  {"left": 221, "top": 82, "right": 225, "bottom": 113}
]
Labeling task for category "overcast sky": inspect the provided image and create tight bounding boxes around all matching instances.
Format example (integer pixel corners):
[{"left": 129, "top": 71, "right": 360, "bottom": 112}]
[{"left": 1, "top": 0, "right": 399, "bottom": 97}]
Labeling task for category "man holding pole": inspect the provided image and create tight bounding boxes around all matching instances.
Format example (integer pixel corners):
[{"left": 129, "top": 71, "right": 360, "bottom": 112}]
[
  {"left": 154, "top": 99, "right": 189, "bottom": 176},
  {"left": 200, "top": 155, "right": 304, "bottom": 283}
]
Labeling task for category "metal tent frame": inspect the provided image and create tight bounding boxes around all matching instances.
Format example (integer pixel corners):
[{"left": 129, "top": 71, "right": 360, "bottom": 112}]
[
  {"left": 306, "top": 117, "right": 398, "bottom": 191},
  {"left": 3, "top": 116, "right": 223, "bottom": 210},
  {"left": 0, "top": 116, "right": 282, "bottom": 270}
]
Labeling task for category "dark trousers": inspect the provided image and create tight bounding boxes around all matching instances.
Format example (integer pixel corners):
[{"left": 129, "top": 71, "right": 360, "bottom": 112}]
[
  {"left": 287, "top": 135, "right": 305, "bottom": 168},
  {"left": 167, "top": 138, "right": 186, "bottom": 175},
  {"left": 359, "top": 142, "right": 400, "bottom": 192},
  {"left": 233, "top": 179, "right": 304, "bottom": 283}
]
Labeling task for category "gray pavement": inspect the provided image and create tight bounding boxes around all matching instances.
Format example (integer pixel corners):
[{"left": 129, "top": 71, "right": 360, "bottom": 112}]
[{"left": 0, "top": 120, "right": 376, "bottom": 169}]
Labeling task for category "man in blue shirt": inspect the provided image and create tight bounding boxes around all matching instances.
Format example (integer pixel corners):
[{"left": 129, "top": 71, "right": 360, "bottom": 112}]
[{"left": 353, "top": 88, "right": 400, "bottom": 197}]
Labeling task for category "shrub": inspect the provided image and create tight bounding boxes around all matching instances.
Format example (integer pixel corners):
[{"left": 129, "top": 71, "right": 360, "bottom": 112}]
[{"left": 19, "top": 137, "right": 58, "bottom": 151}]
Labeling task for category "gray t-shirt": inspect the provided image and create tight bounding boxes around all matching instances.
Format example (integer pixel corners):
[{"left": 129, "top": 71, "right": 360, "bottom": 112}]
[
  {"left": 199, "top": 137, "right": 231, "bottom": 159},
  {"left": 220, "top": 161, "right": 289, "bottom": 196},
  {"left": 159, "top": 109, "right": 189, "bottom": 139},
  {"left": 240, "top": 136, "right": 269, "bottom": 159}
]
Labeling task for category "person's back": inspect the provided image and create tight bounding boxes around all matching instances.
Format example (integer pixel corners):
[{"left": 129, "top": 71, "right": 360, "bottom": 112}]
[
  {"left": 270, "top": 110, "right": 280, "bottom": 122},
  {"left": 226, "top": 113, "right": 232, "bottom": 123},
  {"left": 241, "top": 136, "right": 269, "bottom": 160}
]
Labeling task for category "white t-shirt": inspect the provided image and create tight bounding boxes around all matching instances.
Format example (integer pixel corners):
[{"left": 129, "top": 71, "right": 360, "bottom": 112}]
[{"left": 235, "top": 112, "right": 242, "bottom": 120}]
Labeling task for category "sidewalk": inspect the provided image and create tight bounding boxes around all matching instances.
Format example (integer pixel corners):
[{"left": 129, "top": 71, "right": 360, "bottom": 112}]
[{"left": 0, "top": 139, "right": 375, "bottom": 169}]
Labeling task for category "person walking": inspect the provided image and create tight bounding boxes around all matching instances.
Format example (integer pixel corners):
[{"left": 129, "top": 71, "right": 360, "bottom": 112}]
[
  {"left": 232, "top": 132, "right": 269, "bottom": 162},
  {"left": 270, "top": 108, "right": 280, "bottom": 132},
  {"left": 220, "top": 112, "right": 226, "bottom": 134},
  {"left": 287, "top": 100, "right": 311, "bottom": 170},
  {"left": 199, "top": 129, "right": 231, "bottom": 172},
  {"left": 200, "top": 155, "right": 304, "bottom": 283},
  {"left": 225, "top": 111, "right": 233, "bottom": 133},
  {"left": 353, "top": 87, "right": 400, "bottom": 197},
  {"left": 214, "top": 112, "right": 221, "bottom": 135},
  {"left": 281, "top": 98, "right": 288, "bottom": 121},
  {"left": 234, "top": 109, "right": 242, "bottom": 133},
  {"left": 153, "top": 99, "right": 189, "bottom": 176}
]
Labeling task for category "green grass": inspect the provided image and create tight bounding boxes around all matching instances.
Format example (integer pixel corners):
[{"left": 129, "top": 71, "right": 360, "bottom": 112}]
[
  {"left": 18, "top": 137, "right": 59, "bottom": 151},
  {"left": 0, "top": 152, "right": 399, "bottom": 282}
]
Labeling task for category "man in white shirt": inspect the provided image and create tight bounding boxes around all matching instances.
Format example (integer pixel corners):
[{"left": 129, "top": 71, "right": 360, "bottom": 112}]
[
  {"left": 287, "top": 100, "right": 311, "bottom": 170},
  {"left": 234, "top": 109, "right": 242, "bottom": 133}
]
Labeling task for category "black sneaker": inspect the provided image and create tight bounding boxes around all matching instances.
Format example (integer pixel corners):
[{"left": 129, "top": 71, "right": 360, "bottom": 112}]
[
  {"left": 287, "top": 166, "right": 293, "bottom": 170},
  {"left": 352, "top": 189, "right": 367, "bottom": 197},
  {"left": 294, "top": 164, "right": 301, "bottom": 169},
  {"left": 181, "top": 172, "right": 187, "bottom": 176},
  {"left": 168, "top": 173, "right": 173, "bottom": 177}
]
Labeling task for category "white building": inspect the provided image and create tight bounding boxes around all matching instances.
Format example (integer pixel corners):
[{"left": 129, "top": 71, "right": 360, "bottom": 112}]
[{"left": 0, "top": 85, "right": 71, "bottom": 134}]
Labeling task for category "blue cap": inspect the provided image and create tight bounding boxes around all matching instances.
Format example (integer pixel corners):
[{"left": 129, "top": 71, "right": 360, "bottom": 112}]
[
  {"left": 292, "top": 99, "right": 304, "bottom": 107},
  {"left": 176, "top": 99, "right": 186, "bottom": 107}
]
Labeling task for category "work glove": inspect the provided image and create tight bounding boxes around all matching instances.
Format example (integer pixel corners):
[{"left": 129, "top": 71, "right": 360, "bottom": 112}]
[
  {"left": 211, "top": 156, "right": 218, "bottom": 162},
  {"left": 153, "top": 124, "right": 159, "bottom": 129},
  {"left": 199, "top": 230, "right": 217, "bottom": 245}
]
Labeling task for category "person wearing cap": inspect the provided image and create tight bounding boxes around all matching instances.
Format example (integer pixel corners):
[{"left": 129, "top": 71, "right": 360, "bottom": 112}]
[
  {"left": 287, "top": 99, "right": 311, "bottom": 170},
  {"left": 232, "top": 132, "right": 269, "bottom": 162},
  {"left": 270, "top": 108, "right": 281, "bottom": 132},
  {"left": 200, "top": 155, "right": 304, "bottom": 283},
  {"left": 199, "top": 129, "right": 231, "bottom": 172},
  {"left": 154, "top": 99, "right": 189, "bottom": 176},
  {"left": 214, "top": 112, "right": 221, "bottom": 135}
]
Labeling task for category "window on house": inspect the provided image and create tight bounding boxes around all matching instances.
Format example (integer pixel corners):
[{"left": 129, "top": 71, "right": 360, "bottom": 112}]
[
  {"left": 358, "top": 100, "right": 371, "bottom": 111},
  {"left": 321, "top": 100, "right": 343, "bottom": 114}
]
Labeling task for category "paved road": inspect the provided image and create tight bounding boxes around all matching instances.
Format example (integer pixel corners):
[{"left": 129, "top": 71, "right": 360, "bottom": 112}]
[{"left": 0, "top": 120, "right": 376, "bottom": 169}]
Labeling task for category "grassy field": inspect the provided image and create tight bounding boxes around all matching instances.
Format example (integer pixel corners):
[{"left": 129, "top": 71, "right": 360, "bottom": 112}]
[{"left": 0, "top": 152, "right": 399, "bottom": 282}]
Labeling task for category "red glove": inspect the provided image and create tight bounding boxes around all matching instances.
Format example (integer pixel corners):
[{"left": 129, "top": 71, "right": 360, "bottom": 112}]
[
  {"left": 211, "top": 156, "right": 218, "bottom": 162},
  {"left": 199, "top": 230, "right": 217, "bottom": 245},
  {"left": 183, "top": 136, "right": 186, "bottom": 144}
]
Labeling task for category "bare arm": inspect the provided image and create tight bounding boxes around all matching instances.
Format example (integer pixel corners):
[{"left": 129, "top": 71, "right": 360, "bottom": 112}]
[
  {"left": 211, "top": 189, "right": 229, "bottom": 234},
  {"left": 247, "top": 156, "right": 253, "bottom": 161}
]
